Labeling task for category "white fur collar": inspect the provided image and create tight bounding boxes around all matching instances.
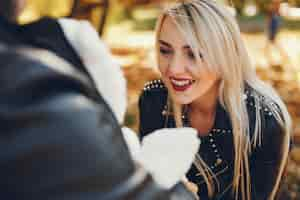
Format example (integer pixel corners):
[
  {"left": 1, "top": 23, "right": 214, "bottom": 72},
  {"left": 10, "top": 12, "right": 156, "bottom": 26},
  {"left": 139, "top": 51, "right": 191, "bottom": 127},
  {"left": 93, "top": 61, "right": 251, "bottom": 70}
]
[{"left": 59, "top": 18, "right": 127, "bottom": 124}]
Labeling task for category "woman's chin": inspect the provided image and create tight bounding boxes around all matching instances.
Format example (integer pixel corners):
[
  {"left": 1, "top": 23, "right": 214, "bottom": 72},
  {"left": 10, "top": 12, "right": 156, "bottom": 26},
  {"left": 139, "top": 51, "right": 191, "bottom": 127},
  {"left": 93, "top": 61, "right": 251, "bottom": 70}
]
[{"left": 172, "top": 96, "right": 192, "bottom": 105}]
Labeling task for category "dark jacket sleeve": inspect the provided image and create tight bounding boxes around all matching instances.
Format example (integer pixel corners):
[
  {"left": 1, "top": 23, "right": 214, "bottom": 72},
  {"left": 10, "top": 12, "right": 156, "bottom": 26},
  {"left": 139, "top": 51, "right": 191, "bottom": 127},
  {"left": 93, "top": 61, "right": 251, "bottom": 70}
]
[
  {"left": 0, "top": 53, "right": 174, "bottom": 200},
  {"left": 249, "top": 115, "right": 287, "bottom": 200},
  {"left": 138, "top": 90, "right": 152, "bottom": 139},
  {"left": 138, "top": 88, "right": 168, "bottom": 140},
  {"left": 138, "top": 85, "right": 198, "bottom": 200}
]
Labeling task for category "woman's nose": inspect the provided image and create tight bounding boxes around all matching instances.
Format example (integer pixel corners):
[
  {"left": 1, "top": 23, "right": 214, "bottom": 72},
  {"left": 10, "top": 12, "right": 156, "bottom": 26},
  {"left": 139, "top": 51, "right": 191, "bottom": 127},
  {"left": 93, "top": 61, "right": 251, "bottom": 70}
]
[{"left": 168, "top": 54, "right": 186, "bottom": 75}]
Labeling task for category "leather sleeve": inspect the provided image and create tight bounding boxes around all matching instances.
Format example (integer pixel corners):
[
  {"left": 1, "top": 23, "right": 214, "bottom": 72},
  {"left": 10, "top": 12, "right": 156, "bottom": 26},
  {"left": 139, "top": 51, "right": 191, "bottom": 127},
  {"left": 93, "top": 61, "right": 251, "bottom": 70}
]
[
  {"left": 138, "top": 88, "right": 168, "bottom": 140},
  {"left": 138, "top": 90, "right": 152, "bottom": 139},
  {"left": 138, "top": 86, "right": 197, "bottom": 200},
  {"left": 249, "top": 115, "right": 287, "bottom": 200}
]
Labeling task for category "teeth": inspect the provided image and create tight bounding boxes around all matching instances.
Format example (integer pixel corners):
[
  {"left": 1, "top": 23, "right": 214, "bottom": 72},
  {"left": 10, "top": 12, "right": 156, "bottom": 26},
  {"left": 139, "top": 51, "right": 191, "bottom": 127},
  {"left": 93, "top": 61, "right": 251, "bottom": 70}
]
[{"left": 171, "top": 78, "right": 193, "bottom": 86}]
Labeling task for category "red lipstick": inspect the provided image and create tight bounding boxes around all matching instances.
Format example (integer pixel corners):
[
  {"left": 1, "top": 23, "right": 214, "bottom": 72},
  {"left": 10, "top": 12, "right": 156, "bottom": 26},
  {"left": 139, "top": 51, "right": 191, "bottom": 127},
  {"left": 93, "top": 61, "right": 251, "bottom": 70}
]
[{"left": 170, "top": 77, "right": 194, "bottom": 92}]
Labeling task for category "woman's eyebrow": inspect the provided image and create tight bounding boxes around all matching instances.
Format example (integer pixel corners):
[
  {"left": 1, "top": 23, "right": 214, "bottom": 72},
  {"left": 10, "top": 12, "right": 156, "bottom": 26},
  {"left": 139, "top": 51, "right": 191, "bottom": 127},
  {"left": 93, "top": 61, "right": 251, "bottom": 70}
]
[
  {"left": 183, "top": 45, "right": 192, "bottom": 50},
  {"left": 158, "top": 40, "right": 172, "bottom": 47},
  {"left": 159, "top": 39, "right": 191, "bottom": 50}
]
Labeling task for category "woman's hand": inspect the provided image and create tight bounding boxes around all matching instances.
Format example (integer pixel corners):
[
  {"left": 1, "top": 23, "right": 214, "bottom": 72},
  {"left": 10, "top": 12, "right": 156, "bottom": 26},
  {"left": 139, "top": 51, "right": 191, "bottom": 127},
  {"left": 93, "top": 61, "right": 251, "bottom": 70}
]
[{"left": 183, "top": 179, "right": 198, "bottom": 195}]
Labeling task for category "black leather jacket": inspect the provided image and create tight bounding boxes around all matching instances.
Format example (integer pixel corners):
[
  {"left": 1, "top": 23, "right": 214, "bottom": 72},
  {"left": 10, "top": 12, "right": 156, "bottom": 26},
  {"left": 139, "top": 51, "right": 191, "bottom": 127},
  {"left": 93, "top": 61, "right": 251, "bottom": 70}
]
[{"left": 139, "top": 79, "right": 287, "bottom": 200}]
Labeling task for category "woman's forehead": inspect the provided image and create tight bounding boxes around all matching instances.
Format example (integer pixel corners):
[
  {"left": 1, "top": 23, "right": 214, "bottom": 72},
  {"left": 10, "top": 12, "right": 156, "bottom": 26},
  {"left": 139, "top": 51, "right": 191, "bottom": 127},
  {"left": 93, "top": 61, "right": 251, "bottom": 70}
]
[{"left": 158, "top": 16, "right": 190, "bottom": 48}]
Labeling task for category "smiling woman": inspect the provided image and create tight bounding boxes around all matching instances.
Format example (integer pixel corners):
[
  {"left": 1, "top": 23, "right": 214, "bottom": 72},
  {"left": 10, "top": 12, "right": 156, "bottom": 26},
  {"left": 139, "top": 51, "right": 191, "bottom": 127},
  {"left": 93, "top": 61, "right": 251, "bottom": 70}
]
[
  {"left": 158, "top": 16, "right": 220, "bottom": 109},
  {"left": 138, "top": 0, "right": 292, "bottom": 200}
]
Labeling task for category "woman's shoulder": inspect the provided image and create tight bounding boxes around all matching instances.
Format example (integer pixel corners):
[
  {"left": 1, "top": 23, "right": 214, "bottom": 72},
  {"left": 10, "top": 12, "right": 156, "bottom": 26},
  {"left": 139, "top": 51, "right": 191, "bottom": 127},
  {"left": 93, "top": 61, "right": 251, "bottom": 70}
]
[
  {"left": 245, "top": 88, "right": 283, "bottom": 140},
  {"left": 245, "top": 89, "right": 288, "bottom": 164},
  {"left": 139, "top": 79, "right": 169, "bottom": 138},
  {"left": 139, "top": 79, "right": 168, "bottom": 106},
  {"left": 245, "top": 88, "right": 276, "bottom": 118},
  {"left": 142, "top": 79, "right": 167, "bottom": 93}
]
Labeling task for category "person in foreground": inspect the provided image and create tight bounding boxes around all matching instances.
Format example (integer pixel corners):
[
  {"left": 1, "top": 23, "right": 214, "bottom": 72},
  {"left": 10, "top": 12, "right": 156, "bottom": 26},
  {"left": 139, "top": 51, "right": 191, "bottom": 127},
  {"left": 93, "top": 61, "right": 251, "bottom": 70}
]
[
  {"left": 139, "top": 0, "right": 292, "bottom": 200},
  {"left": 0, "top": 0, "right": 200, "bottom": 199},
  {"left": 0, "top": 45, "right": 200, "bottom": 200}
]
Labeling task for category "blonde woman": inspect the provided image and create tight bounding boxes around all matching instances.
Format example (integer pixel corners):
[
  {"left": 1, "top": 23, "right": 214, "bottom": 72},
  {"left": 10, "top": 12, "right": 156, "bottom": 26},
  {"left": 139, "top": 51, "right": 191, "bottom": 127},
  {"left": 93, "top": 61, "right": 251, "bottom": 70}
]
[{"left": 139, "top": 0, "right": 292, "bottom": 199}]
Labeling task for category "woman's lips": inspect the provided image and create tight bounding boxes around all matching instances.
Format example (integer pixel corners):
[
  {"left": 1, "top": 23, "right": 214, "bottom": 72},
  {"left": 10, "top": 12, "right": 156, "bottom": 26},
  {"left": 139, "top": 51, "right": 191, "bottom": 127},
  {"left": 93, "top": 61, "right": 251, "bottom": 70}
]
[{"left": 170, "top": 77, "right": 195, "bottom": 92}]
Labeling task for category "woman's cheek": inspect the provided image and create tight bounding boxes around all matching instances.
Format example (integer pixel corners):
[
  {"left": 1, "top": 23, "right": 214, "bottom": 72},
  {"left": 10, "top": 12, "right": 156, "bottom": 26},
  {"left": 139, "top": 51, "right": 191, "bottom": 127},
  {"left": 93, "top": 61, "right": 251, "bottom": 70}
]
[{"left": 158, "top": 60, "right": 168, "bottom": 75}]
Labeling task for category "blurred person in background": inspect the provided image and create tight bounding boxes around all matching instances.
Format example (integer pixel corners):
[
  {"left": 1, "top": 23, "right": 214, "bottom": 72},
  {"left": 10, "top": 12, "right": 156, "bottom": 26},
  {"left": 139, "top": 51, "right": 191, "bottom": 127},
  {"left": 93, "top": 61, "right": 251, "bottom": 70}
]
[
  {"left": 0, "top": 0, "right": 200, "bottom": 199},
  {"left": 139, "top": 0, "right": 292, "bottom": 200},
  {"left": 264, "top": 0, "right": 289, "bottom": 65}
]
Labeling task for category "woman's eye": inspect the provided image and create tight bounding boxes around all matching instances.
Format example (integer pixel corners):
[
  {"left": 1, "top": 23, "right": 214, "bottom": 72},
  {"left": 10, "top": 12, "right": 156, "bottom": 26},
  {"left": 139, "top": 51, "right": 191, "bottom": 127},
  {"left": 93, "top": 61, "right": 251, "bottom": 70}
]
[
  {"left": 199, "top": 52, "right": 203, "bottom": 59},
  {"left": 187, "top": 51, "right": 195, "bottom": 59},
  {"left": 187, "top": 50, "right": 203, "bottom": 60},
  {"left": 159, "top": 48, "right": 172, "bottom": 55}
]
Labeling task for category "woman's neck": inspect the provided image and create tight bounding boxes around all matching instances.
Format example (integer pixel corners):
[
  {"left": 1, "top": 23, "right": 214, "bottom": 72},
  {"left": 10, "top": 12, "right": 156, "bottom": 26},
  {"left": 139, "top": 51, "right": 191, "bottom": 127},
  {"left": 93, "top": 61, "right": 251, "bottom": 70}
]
[
  {"left": 188, "top": 84, "right": 219, "bottom": 135},
  {"left": 189, "top": 84, "right": 219, "bottom": 116}
]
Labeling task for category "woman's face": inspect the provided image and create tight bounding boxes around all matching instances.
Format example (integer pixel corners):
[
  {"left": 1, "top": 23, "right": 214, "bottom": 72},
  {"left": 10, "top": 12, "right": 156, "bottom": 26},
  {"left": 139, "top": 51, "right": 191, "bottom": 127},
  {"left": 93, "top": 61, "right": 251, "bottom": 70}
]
[{"left": 158, "top": 16, "right": 220, "bottom": 105}]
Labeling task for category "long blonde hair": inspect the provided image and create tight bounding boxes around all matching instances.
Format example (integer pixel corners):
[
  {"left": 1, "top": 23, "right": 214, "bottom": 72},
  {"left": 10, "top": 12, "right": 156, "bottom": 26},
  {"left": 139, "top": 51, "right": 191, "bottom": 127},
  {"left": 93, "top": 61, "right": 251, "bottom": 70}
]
[{"left": 155, "top": 1, "right": 291, "bottom": 199}]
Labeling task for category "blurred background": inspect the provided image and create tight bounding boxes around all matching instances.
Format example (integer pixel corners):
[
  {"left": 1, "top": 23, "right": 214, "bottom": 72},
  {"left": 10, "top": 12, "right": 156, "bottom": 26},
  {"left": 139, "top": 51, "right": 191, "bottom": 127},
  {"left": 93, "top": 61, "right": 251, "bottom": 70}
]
[{"left": 18, "top": 0, "right": 300, "bottom": 198}]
